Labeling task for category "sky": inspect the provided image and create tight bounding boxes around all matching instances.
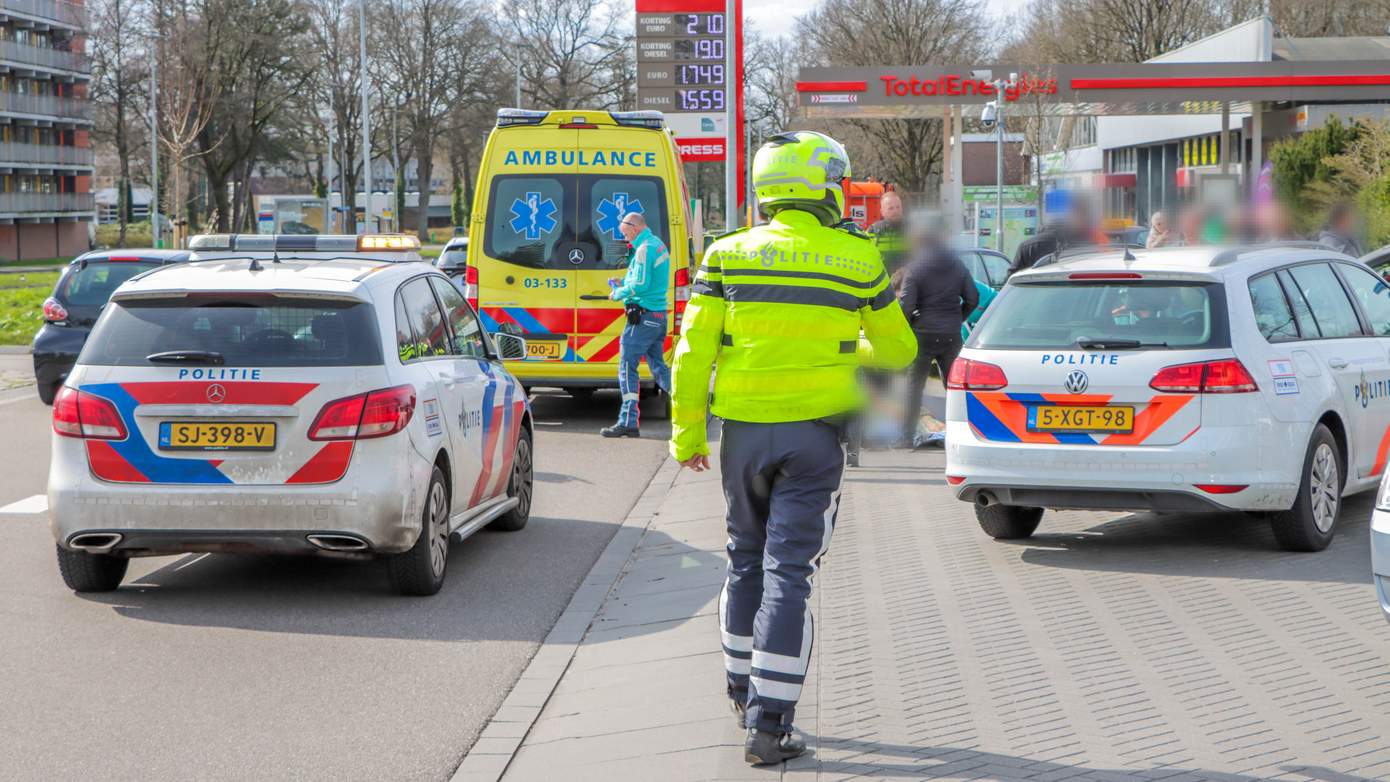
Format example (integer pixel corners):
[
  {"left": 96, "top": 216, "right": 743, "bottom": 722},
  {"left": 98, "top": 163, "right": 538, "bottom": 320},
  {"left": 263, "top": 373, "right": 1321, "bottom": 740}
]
[{"left": 744, "top": 0, "right": 1034, "bottom": 39}]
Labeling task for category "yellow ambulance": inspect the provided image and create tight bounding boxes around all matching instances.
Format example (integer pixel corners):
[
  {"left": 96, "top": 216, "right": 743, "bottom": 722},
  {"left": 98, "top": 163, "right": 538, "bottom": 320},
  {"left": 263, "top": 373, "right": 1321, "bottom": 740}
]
[{"left": 463, "top": 109, "right": 695, "bottom": 415}]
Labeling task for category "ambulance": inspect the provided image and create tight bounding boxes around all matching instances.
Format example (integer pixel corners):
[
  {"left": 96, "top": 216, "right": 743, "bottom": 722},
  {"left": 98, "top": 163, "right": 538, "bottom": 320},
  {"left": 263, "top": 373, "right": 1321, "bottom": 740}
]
[{"left": 463, "top": 109, "right": 695, "bottom": 414}]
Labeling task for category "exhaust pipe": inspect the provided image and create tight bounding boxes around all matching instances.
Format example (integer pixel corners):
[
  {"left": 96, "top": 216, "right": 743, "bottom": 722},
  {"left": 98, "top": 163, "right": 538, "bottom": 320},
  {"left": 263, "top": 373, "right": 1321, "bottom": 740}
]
[
  {"left": 975, "top": 491, "right": 998, "bottom": 509},
  {"left": 306, "top": 534, "right": 369, "bottom": 552},
  {"left": 68, "top": 532, "right": 123, "bottom": 553}
]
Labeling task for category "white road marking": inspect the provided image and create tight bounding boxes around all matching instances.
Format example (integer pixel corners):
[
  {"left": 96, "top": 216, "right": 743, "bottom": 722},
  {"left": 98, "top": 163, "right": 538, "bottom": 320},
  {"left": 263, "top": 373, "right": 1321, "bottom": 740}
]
[
  {"left": 0, "top": 392, "right": 38, "bottom": 406},
  {"left": 0, "top": 494, "right": 47, "bottom": 514}
]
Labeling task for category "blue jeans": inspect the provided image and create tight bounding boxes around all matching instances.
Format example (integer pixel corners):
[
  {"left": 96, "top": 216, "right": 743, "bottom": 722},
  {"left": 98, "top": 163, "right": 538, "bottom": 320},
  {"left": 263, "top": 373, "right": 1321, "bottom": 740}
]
[{"left": 617, "top": 310, "right": 671, "bottom": 428}]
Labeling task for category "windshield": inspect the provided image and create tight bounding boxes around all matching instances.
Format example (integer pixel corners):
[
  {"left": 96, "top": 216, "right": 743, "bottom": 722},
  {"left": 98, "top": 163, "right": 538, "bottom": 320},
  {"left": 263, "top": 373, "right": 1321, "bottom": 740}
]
[
  {"left": 80, "top": 297, "right": 383, "bottom": 367},
  {"left": 60, "top": 262, "right": 159, "bottom": 307},
  {"left": 970, "top": 281, "right": 1227, "bottom": 349},
  {"left": 484, "top": 173, "right": 669, "bottom": 271},
  {"left": 438, "top": 249, "right": 468, "bottom": 269}
]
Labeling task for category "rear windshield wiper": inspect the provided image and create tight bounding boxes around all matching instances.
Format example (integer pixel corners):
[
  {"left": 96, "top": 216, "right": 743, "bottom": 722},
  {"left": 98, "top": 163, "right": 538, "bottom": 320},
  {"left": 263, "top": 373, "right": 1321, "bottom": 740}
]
[
  {"left": 1075, "top": 338, "right": 1169, "bottom": 350},
  {"left": 146, "top": 350, "right": 226, "bottom": 365}
]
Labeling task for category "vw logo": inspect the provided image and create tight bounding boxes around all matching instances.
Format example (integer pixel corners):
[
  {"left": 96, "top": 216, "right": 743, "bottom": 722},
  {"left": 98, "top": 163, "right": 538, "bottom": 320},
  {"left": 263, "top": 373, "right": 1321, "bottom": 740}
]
[
  {"left": 206, "top": 384, "right": 227, "bottom": 404},
  {"left": 568, "top": 248, "right": 586, "bottom": 265},
  {"left": 1063, "top": 370, "right": 1089, "bottom": 395}
]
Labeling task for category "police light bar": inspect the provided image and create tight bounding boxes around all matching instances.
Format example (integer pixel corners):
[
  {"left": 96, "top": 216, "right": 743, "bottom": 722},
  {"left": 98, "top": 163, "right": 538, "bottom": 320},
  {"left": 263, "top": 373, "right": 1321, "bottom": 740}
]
[
  {"left": 609, "top": 110, "right": 665, "bottom": 129},
  {"left": 358, "top": 234, "right": 421, "bottom": 251},
  {"left": 188, "top": 234, "right": 232, "bottom": 250},
  {"left": 496, "top": 108, "right": 549, "bottom": 127}
]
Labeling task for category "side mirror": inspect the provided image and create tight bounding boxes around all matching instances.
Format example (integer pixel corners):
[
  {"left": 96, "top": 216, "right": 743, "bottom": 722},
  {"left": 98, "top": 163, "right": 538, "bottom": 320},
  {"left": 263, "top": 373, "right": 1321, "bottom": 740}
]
[{"left": 492, "top": 331, "right": 527, "bottom": 361}]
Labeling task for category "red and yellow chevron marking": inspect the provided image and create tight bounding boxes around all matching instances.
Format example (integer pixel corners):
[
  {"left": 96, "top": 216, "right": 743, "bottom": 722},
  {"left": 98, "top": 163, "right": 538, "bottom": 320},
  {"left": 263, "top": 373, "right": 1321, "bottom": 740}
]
[{"left": 572, "top": 334, "right": 623, "bottom": 363}]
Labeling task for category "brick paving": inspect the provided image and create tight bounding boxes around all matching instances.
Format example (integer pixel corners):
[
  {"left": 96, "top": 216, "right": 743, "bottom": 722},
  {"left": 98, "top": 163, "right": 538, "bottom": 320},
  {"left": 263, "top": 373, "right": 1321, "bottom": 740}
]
[{"left": 485, "top": 434, "right": 1390, "bottom": 781}]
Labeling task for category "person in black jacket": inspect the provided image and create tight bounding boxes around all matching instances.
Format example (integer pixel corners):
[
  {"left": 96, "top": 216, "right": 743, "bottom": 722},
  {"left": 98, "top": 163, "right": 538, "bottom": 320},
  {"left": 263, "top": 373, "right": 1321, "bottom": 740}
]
[{"left": 896, "top": 215, "right": 978, "bottom": 446}]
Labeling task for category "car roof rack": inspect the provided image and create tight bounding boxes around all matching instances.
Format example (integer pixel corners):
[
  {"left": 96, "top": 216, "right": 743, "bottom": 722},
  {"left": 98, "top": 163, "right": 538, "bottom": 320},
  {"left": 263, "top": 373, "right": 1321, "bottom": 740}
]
[
  {"left": 1032, "top": 243, "right": 1144, "bottom": 268},
  {"left": 1209, "top": 241, "right": 1337, "bottom": 266}
]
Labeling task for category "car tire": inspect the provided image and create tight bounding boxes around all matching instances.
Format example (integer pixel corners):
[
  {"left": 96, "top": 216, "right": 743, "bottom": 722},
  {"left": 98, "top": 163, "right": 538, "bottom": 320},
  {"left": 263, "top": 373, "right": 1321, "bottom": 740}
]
[
  {"left": 388, "top": 466, "right": 450, "bottom": 596},
  {"left": 37, "top": 381, "right": 59, "bottom": 406},
  {"left": 1271, "top": 424, "right": 1342, "bottom": 552},
  {"left": 974, "top": 504, "right": 1044, "bottom": 540},
  {"left": 55, "top": 544, "right": 128, "bottom": 592},
  {"left": 489, "top": 429, "right": 533, "bottom": 532}
]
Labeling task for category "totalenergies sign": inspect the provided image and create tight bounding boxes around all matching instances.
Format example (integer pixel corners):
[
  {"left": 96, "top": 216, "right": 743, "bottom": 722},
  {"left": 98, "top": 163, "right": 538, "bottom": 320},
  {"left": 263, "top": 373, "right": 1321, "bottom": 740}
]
[{"left": 878, "top": 73, "right": 1057, "bottom": 102}]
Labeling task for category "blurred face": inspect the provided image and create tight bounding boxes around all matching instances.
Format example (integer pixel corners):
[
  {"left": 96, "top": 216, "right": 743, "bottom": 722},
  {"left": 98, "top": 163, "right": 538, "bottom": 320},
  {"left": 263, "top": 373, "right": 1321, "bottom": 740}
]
[
  {"left": 880, "top": 194, "right": 903, "bottom": 221},
  {"left": 619, "top": 214, "right": 643, "bottom": 242},
  {"left": 1151, "top": 213, "right": 1167, "bottom": 233}
]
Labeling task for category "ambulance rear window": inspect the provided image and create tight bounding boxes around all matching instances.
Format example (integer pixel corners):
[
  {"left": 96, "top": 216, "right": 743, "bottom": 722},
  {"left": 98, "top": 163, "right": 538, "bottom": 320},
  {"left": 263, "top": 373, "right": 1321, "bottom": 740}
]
[{"left": 486, "top": 176, "right": 568, "bottom": 269}]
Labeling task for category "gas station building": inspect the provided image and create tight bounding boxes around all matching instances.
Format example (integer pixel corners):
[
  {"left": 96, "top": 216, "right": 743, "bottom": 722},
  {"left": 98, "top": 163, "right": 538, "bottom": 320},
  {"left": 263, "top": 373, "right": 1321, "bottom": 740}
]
[{"left": 796, "top": 17, "right": 1390, "bottom": 243}]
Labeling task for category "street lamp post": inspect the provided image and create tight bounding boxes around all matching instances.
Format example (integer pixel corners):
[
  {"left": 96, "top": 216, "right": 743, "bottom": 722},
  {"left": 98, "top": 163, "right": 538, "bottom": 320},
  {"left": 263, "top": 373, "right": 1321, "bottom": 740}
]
[
  {"left": 358, "top": 1, "right": 371, "bottom": 234},
  {"left": 990, "top": 73, "right": 1018, "bottom": 254},
  {"left": 723, "top": 0, "right": 736, "bottom": 233},
  {"left": 149, "top": 39, "right": 159, "bottom": 248}
]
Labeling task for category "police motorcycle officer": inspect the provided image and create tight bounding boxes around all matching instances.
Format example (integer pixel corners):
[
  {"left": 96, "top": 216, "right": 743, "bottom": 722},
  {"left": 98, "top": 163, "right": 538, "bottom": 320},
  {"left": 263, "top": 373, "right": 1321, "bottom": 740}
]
[{"left": 668, "top": 131, "right": 917, "bottom": 765}]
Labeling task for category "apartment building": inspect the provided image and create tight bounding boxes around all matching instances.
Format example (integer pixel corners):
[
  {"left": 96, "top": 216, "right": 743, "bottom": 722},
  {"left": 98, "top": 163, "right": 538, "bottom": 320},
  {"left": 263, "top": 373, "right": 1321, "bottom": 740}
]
[{"left": 0, "top": 0, "right": 92, "bottom": 261}]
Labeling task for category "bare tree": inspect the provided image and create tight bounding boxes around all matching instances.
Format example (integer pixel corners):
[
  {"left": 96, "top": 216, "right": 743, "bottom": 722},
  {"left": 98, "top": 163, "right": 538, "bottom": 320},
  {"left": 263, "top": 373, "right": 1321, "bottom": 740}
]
[
  {"left": 1010, "top": 0, "right": 1223, "bottom": 64},
  {"left": 306, "top": 0, "right": 365, "bottom": 209},
  {"left": 744, "top": 26, "right": 799, "bottom": 139},
  {"left": 506, "top": 0, "right": 628, "bottom": 110},
  {"left": 90, "top": 0, "right": 148, "bottom": 246},
  {"left": 150, "top": 4, "right": 221, "bottom": 244}
]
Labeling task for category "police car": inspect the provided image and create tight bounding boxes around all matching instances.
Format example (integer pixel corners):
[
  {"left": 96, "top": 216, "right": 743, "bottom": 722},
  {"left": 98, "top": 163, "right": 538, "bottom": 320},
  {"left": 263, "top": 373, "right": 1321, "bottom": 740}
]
[
  {"left": 946, "top": 244, "right": 1390, "bottom": 552},
  {"left": 49, "top": 249, "right": 533, "bottom": 596},
  {"left": 187, "top": 232, "right": 426, "bottom": 262}
]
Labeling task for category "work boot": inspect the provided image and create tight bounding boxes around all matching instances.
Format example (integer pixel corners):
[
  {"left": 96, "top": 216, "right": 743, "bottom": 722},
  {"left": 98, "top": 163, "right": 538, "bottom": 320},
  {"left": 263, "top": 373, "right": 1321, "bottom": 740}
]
[
  {"left": 600, "top": 425, "right": 640, "bottom": 438},
  {"left": 744, "top": 728, "right": 806, "bottom": 766}
]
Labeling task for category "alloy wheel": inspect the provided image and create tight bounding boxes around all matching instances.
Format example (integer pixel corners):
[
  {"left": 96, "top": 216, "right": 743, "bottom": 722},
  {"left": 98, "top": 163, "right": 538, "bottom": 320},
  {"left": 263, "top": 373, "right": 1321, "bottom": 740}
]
[
  {"left": 1309, "top": 442, "right": 1339, "bottom": 534},
  {"left": 428, "top": 480, "right": 449, "bottom": 577},
  {"left": 513, "top": 438, "right": 533, "bottom": 519}
]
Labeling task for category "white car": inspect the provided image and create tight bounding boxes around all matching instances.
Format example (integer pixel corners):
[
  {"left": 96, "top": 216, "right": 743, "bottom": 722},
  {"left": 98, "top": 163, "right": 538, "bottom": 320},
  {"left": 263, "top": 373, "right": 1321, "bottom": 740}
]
[
  {"left": 49, "top": 248, "right": 533, "bottom": 596},
  {"left": 1374, "top": 483, "right": 1390, "bottom": 622},
  {"left": 946, "top": 244, "right": 1390, "bottom": 552}
]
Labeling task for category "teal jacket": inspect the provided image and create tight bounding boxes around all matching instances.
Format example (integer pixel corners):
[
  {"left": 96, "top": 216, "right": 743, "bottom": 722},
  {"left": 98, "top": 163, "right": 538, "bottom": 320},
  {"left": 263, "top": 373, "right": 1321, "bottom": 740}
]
[
  {"left": 962, "top": 279, "right": 996, "bottom": 339},
  {"left": 611, "top": 228, "right": 670, "bottom": 312}
]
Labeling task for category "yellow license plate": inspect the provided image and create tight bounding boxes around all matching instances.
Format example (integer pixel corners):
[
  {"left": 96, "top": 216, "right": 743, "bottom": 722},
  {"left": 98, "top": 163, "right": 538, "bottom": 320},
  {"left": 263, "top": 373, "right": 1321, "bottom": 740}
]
[
  {"left": 1030, "top": 405, "right": 1135, "bottom": 433},
  {"left": 526, "top": 341, "right": 564, "bottom": 360},
  {"left": 159, "top": 422, "right": 277, "bottom": 451}
]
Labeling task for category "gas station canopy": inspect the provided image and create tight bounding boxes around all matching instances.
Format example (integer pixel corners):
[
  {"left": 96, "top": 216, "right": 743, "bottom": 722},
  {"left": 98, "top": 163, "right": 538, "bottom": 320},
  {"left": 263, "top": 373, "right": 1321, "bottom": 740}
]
[{"left": 797, "top": 61, "right": 1390, "bottom": 118}]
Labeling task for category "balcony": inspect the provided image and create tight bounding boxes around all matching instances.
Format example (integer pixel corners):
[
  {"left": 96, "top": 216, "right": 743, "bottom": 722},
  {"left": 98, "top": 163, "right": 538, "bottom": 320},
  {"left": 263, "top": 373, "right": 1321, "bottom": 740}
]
[
  {"left": 0, "top": 191, "right": 94, "bottom": 215},
  {"left": 0, "top": 91, "right": 89, "bottom": 121},
  {"left": 0, "top": 141, "right": 92, "bottom": 167},
  {"left": 0, "top": 40, "right": 88, "bottom": 74},
  {"left": 0, "top": 0, "right": 86, "bottom": 29}
]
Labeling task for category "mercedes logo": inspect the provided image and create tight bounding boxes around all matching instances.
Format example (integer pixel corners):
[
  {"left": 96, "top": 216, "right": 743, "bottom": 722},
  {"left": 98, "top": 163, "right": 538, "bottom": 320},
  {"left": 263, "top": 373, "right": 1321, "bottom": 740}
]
[
  {"left": 1063, "top": 370, "right": 1089, "bottom": 395},
  {"left": 568, "top": 248, "right": 585, "bottom": 265},
  {"left": 206, "top": 384, "right": 227, "bottom": 404}
]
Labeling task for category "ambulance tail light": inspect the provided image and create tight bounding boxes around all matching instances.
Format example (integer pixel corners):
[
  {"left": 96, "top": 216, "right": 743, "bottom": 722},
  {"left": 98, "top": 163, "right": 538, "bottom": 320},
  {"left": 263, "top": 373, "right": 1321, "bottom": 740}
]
[
  {"left": 610, "top": 110, "right": 665, "bottom": 129},
  {"left": 673, "top": 266, "right": 691, "bottom": 330},
  {"left": 53, "top": 387, "right": 127, "bottom": 440},
  {"left": 309, "top": 385, "right": 416, "bottom": 441},
  {"left": 1149, "top": 359, "right": 1257, "bottom": 394},
  {"left": 464, "top": 264, "right": 479, "bottom": 310},
  {"left": 946, "top": 358, "right": 1008, "bottom": 391},
  {"left": 496, "top": 108, "right": 548, "bottom": 127}
]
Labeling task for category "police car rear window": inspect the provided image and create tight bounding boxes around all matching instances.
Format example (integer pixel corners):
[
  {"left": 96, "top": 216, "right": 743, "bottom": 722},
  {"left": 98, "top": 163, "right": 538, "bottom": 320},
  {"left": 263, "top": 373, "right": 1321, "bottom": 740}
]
[
  {"left": 79, "top": 297, "right": 383, "bottom": 367},
  {"left": 970, "top": 281, "right": 1228, "bottom": 350},
  {"left": 484, "top": 174, "right": 668, "bottom": 270}
]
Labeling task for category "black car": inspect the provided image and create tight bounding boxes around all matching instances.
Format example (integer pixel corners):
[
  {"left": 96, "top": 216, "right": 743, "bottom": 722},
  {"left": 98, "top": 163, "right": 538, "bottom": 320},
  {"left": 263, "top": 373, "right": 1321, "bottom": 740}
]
[{"left": 32, "top": 249, "right": 191, "bottom": 404}]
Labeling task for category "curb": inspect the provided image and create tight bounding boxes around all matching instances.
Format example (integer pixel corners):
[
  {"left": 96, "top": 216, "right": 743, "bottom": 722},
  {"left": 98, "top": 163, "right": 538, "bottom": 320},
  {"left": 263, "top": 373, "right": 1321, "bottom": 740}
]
[{"left": 449, "top": 455, "right": 683, "bottom": 782}]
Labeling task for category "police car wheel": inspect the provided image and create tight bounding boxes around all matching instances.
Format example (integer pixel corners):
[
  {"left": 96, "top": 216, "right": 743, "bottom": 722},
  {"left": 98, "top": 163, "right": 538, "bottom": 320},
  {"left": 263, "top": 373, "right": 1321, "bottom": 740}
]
[
  {"left": 55, "top": 544, "right": 128, "bottom": 593},
  {"left": 388, "top": 466, "right": 450, "bottom": 596},
  {"left": 1271, "top": 424, "right": 1342, "bottom": 553},
  {"left": 974, "top": 504, "right": 1043, "bottom": 540},
  {"left": 489, "top": 429, "right": 533, "bottom": 532}
]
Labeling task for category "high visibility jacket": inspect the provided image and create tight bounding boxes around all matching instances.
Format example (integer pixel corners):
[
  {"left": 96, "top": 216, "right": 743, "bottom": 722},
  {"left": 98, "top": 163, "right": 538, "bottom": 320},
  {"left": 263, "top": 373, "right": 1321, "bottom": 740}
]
[{"left": 669, "top": 208, "right": 918, "bottom": 462}]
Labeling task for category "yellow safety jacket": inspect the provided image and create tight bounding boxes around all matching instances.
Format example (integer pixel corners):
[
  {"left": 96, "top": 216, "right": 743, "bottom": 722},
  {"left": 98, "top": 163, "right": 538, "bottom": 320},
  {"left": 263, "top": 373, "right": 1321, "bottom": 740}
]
[{"left": 669, "top": 208, "right": 918, "bottom": 462}]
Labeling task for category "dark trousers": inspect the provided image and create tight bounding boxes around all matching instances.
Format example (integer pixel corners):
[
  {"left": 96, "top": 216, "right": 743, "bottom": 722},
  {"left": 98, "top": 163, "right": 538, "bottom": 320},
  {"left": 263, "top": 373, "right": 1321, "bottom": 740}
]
[
  {"left": 904, "top": 332, "right": 962, "bottom": 439},
  {"left": 719, "top": 419, "right": 845, "bottom": 733}
]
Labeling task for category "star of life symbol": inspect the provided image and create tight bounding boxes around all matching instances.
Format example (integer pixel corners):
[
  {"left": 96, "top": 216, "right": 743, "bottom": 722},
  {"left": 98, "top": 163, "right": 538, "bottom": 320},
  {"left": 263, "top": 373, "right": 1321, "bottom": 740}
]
[
  {"left": 509, "top": 191, "right": 558, "bottom": 240},
  {"left": 596, "top": 192, "right": 643, "bottom": 241}
]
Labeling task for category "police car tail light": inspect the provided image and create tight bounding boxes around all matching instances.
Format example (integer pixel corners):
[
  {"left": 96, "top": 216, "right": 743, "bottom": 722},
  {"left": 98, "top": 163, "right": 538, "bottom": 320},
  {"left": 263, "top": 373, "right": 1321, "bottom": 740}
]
[
  {"left": 53, "top": 387, "right": 127, "bottom": 440},
  {"left": 946, "top": 358, "right": 1007, "bottom": 391},
  {"left": 464, "top": 264, "right": 479, "bottom": 310},
  {"left": 1150, "top": 359, "right": 1257, "bottom": 394},
  {"left": 42, "top": 297, "right": 68, "bottom": 323},
  {"left": 309, "top": 385, "right": 415, "bottom": 441}
]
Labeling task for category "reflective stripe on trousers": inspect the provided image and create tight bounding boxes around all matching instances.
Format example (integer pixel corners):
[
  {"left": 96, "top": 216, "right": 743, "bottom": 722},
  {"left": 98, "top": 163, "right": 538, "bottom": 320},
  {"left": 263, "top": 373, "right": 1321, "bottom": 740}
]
[
  {"left": 718, "top": 418, "right": 845, "bottom": 733},
  {"left": 617, "top": 311, "right": 671, "bottom": 428}
]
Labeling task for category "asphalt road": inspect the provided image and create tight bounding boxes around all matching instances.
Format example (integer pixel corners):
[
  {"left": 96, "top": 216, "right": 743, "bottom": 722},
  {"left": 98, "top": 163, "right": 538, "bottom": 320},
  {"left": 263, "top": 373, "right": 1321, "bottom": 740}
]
[{"left": 0, "top": 383, "right": 669, "bottom": 781}]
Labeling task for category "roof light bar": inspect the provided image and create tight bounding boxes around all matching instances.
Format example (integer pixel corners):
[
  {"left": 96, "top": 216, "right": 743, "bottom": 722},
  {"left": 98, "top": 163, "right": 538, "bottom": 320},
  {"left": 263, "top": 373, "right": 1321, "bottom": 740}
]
[
  {"left": 610, "top": 110, "right": 665, "bottom": 129},
  {"left": 496, "top": 108, "right": 549, "bottom": 127},
  {"left": 358, "top": 234, "right": 421, "bottom": 251}
]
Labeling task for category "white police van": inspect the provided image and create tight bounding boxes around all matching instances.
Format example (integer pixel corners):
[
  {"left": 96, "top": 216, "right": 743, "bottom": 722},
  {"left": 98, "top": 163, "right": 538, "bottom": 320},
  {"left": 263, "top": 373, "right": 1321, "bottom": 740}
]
[
  {"left": 946, "top": 244, "right": 1390, "bottom": 551},
  {"left": 49, "top": 244, "right": 533, "bottom": 596}
]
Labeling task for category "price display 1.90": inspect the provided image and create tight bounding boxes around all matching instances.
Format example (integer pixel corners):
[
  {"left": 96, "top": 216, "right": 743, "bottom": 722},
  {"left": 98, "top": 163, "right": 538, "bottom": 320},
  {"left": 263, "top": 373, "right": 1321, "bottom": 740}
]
[
  {"left": 678, "top": 88, "right": 725, "bottom": 111},
  {"left": 673, "top": 38, "right": 724, "bottom": 61},
  {"left": 676, "top": 63, "right": 724, "bottom": 85}
]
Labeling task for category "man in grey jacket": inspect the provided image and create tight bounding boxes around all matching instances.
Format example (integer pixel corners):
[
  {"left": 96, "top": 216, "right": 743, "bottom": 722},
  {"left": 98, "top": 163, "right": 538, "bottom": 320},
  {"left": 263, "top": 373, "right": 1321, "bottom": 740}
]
[{"left": 896, "top": 217, "right": 978, "bottom": 445}]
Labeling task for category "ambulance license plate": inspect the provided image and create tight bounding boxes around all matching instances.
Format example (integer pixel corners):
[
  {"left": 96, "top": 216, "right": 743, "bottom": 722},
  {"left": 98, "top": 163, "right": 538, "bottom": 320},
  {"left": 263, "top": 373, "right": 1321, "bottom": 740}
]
[
  {"left": 526, "top": 341, "right": 564, "bottom": 360},
  {"left": 1028, "top": 405, "right": 1135, "bottom": 433},
  {"left": 159, "top": 422, "right": 277, "bottom": 451}
]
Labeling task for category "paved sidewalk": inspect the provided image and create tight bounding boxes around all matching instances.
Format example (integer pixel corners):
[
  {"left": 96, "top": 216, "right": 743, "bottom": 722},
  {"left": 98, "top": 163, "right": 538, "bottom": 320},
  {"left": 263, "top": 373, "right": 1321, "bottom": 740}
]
[{"left": 473, "top": 435, "right": 1390, "bottom": 781}]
